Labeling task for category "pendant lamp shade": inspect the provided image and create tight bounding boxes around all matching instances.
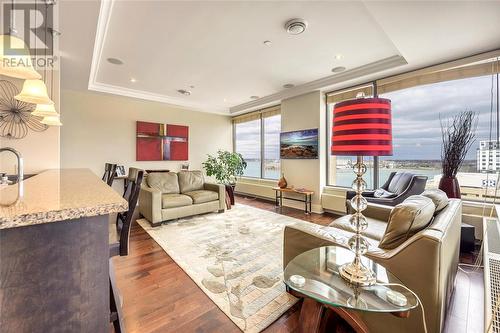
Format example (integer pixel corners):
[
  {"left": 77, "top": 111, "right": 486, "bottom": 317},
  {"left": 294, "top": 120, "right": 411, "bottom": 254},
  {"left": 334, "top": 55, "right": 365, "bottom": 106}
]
[
  {"left": 41, "top": 115, "right": 62, "bottom": 126},
  {"left": 32, "top": 103, "right": 58, "bottom": 117},
  {"left": 0, "top": 34, "right": 42, "bottom": 80},
  {"left": 331, "top": 97, "right": 393, "bottom": 156},
  {"left": 15, "top": 79, "right": 54, "bottom": 105}
]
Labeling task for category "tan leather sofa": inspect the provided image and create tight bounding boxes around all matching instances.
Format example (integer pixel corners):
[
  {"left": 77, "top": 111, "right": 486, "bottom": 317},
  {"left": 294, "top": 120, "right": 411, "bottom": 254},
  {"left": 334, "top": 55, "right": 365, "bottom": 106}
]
[
  {"left": 283, "top": 195, "right": 462, "bottom": 333},
  {"left": 139, "top": 171, "right": 225, "bottom": 226}
]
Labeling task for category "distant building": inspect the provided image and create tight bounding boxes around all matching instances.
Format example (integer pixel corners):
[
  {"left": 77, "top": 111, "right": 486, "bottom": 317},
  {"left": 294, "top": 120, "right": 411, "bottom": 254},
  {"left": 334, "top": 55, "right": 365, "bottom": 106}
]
[{"left": 477, "top": 140, "right": 500, "bottom": 172}]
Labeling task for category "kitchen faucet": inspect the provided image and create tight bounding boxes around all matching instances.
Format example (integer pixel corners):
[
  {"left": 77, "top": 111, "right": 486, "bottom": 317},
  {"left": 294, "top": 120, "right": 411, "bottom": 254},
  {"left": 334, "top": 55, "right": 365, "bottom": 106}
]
[{"left": 0, "top": 147, "right": 24, "bottom": 184}]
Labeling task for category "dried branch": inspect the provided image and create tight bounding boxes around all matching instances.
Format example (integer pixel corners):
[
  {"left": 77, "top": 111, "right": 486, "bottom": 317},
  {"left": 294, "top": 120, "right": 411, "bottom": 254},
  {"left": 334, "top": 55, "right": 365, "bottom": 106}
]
[{"left": 440, "top": 110, "right": 478, "bottom": 178}]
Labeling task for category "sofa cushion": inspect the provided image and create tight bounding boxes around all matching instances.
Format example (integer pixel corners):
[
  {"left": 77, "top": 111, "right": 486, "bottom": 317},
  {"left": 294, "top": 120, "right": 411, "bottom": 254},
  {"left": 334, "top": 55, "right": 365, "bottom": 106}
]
[
  {"left": 178, "top": 171, "right": 204, "bottom": 193},
  {"left": 387, "top": 172, "right": 414, "bottom": 195},
  {"left": 184, "top": 190, "right": 219, "bottom": 204},
  {"left": 329, "top": 215, "right": 388, "bottom": 241},
  {"left": 162, "top": 193, "right": 193, "bottom": 209},
  {"left": 378, "top": 195, "right": 436, "bottom": 249},
  {"left": 147, "top": 172, "right": 180, "bottom": 194},
  {"left": 421, "top": 189, "right": 449, "bottom": 213}
]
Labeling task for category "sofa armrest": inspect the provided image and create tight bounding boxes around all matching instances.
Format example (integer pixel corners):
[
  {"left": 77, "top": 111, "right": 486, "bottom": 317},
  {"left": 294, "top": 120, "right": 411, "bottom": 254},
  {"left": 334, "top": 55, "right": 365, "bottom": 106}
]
[
  {"left": 204, "top": 182, "right": 225, "bottom": 211},
  {"left": 138, "top": 185, "right": 162, "bottom": 224},
  {"left": 284, "top": 225, "right": 347, "bottom": 268}
]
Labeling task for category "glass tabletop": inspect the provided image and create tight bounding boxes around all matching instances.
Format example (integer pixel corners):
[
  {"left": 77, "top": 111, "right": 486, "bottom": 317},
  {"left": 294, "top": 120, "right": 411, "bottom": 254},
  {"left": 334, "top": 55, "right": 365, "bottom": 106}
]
[{"left": 284, "top": 246, "right": 418, "bottom": 313}]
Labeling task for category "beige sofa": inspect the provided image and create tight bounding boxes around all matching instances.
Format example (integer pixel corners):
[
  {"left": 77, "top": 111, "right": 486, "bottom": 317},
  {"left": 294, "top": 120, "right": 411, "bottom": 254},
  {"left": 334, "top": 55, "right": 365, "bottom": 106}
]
[
  {"left": 139, "top": 171, "right": 225, "bottom": 226},
  {"left": 284, "top": 192, "right": 462, "bottom": 333}
]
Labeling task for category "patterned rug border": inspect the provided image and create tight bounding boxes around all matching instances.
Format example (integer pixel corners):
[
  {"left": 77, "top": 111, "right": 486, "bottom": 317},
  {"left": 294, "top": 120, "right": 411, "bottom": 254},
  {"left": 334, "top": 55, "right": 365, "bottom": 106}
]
[{"left": 136, "top": 204, "right": 312, "bottom": 332}]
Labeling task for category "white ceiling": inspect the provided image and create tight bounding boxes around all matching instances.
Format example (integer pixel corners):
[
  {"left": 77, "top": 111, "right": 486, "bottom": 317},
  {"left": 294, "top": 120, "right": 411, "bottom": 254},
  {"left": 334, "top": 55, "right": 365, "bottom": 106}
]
[{"left": 60, "top": 0, "right": 500, "bottom": 115}]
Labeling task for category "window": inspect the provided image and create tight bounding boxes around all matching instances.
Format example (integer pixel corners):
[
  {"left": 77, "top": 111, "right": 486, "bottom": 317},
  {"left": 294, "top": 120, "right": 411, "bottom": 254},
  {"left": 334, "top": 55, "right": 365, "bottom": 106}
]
[
  {"left": 234, "top": 119, "right": 261, "bottom": 177},
  {"left": 326, "top": 55, "right": 500, "bottom": 202},
  {"left": 234, "top": 106, "right": 281, "bottom": 179},
  {"left": 263, "top": 114, "right": 281, "bottom": 179},
  {"left": 377, "top": 75, "right": 494, "bottom": 189}
]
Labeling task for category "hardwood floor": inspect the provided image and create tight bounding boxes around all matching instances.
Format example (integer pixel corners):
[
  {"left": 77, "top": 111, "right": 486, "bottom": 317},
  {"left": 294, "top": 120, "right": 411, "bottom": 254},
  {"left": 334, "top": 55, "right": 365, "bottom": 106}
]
[{"left": 112, "top": 195, "right": 483, "bottom": 333}]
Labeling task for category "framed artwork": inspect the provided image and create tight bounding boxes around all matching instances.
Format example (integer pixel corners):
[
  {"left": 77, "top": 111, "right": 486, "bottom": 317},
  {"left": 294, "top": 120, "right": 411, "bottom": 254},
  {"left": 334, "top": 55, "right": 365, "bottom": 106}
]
[
  {"left": 136, "top": 121, "right": 189, "bottom": 161},
  {"left": 280, "top": 128, "right": 319, "bottom": 159}
]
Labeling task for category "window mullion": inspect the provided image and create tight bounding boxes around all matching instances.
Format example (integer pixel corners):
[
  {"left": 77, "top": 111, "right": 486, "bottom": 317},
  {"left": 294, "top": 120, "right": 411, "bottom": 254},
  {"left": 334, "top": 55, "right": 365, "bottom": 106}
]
[{"left": 260, "top": 114, "right": 264, "bottom": 179}]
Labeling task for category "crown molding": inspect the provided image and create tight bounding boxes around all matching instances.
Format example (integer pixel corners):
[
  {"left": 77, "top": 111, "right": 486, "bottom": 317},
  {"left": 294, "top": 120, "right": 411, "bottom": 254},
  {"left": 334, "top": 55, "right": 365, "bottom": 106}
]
[
  {"left": 88, "top": 0, "right": 229, "bottom": 115},
  {"left": 88, "top": 81, "right": 229, "bottom": 114},
  {"left": 229, "top": 55, "right": 407, "bottom": 114}
]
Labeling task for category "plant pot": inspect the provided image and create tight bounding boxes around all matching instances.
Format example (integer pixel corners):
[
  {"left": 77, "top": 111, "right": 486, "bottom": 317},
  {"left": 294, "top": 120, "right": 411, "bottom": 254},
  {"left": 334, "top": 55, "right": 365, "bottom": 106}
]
[
  {"left": 438, "top": 176, "right": 461, "bottom": 199},
  {"left": 225, "top": 184, "right": 236, "bottom": 205}
]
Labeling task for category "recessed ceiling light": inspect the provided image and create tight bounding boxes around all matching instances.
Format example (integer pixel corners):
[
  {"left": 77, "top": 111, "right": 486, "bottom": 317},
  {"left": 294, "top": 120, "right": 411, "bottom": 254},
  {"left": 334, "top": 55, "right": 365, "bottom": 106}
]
[
  {"left": 130, "top": 78, "right": 137, "bottom": 83},
  {"left": 283, "top": 83, "right": 294, "bottom": 89},
  {"left": 285, "top": 18, "right": 308, "bottom": 35},
  {"left": 334, "top": 54, "right": 344, "bottom": 60},
  {"left": 107, "top": 57, "right": 123, "bottom": 65},
  {"left": 263, "top": 40, "right": 272, "bottom": 46},
  {"left": 331, "top": 66, "right": 346, "bottom": 73},
  {"left": 177, "top": 89, "right": 191, "bottom": 96},
  {"left": 250, "top": 96, "right": 259, "bottom": 100},
  {"left": 223, "top": 98, "right": 227, "bottom": 102}
]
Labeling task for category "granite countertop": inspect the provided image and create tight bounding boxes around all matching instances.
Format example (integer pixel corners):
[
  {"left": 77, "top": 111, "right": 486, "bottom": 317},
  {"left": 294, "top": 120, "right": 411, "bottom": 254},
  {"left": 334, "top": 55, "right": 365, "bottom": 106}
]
[{"left": 0, "top": 169, "right": 128, "bottom": 229}]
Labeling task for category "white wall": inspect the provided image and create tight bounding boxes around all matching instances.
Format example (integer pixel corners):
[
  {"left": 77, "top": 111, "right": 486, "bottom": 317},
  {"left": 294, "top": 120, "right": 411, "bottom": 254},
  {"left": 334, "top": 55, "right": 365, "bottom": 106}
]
[
  {"left": 60, "top": 90, "right": 232, "bottom": 180},
  {"left": 280, "top": 91, "right": 326, "bottom": 213},
  {"left": 0, "top": 75, "right": 60, "bottom": 175},
  {"left": 236, "top": 90, "right": 327, "bottom": 213}
]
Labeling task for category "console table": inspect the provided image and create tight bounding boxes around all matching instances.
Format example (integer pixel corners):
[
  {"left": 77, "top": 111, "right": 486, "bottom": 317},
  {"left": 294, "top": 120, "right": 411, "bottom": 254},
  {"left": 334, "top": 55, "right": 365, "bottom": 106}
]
[
  {"left": 284, "top": 246, "right": 418, "bottom": 332},
  {"left": 273, "top": 187, "right": 313, "bottom": 214}
]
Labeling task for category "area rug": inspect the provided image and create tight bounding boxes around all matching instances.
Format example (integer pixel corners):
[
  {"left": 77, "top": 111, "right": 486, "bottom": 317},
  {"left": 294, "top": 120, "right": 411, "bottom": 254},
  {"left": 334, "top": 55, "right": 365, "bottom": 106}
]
[{"left": 137, "top": 204, "right": 339, "bottom": 332}]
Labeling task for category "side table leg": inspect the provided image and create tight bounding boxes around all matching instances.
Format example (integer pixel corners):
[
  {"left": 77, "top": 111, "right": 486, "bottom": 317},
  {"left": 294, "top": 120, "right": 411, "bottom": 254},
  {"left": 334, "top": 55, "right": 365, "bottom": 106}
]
[
  {"left": 309, "top": 194, "right": 312, "bottom": 214},
  {"left": 304, "top": 194, "right": 308, "bottom": 214},
  {"left": 280, "top": 192, "right": 283, "bottom": 212},
  {"left": 299, "top": 298, "right": 325, "bottom": 333}
]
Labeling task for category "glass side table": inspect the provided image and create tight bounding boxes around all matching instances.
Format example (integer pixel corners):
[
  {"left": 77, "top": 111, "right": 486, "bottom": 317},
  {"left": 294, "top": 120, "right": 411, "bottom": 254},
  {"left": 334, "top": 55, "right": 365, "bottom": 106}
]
[{"left": 284, "top": 246, "right": 419, "bottom": 333}]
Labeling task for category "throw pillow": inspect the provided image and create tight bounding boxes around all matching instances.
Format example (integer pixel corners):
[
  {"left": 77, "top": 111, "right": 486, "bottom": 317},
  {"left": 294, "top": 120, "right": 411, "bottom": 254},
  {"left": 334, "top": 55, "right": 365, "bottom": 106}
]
[
  {"left": 374, "top": 188, "right": 396, "bottom": 198},
  {"left": 378, "top": 195, "right": 436, "bottom": 250}
]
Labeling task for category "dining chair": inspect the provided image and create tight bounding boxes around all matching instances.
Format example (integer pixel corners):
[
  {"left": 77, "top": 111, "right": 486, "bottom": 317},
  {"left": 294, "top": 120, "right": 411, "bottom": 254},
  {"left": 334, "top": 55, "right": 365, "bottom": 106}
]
[
  {"left": 102, "top": 163, "right": 117, "bottom": 186},
  {"left": 109, "top": 170, "right": 144, "bottom": 332},
  {"left": 122, "top": 167, "right": 142, "bottom": 199}
]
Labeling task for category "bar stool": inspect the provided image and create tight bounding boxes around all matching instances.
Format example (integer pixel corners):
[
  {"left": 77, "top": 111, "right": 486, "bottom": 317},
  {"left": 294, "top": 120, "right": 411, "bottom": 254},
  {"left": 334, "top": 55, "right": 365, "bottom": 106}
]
[
  {"left": 102, "top": 163, "right": 117, "bottom": 186},
  {"left": 109, "top": 170, "right": 144, "bottom": 332}
]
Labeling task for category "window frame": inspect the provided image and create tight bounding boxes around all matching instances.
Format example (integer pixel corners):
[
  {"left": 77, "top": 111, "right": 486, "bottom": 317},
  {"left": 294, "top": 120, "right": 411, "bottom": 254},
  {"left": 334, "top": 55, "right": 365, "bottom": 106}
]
[
  {"left": 325, "top": 51, "right": 500, "bottom": 191},
  {"left": 233, "top": 106, "right": 281, "bottom": 180}
]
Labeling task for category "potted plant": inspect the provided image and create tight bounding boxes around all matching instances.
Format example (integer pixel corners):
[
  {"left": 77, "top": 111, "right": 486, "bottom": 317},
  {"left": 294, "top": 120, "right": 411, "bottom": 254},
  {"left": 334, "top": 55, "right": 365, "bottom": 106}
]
[
  {"left": 202, "top": 150, "right": 247, "bottom": 205},
  {"left": 439, "top": 110, "right": 477, "bottom": 198}
]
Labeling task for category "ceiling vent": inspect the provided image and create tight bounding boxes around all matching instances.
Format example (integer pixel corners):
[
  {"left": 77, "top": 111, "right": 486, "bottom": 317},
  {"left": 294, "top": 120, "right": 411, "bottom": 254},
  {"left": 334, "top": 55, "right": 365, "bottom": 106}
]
[{"left": 285, "top": 18, "right": 308, "bottom": 35}]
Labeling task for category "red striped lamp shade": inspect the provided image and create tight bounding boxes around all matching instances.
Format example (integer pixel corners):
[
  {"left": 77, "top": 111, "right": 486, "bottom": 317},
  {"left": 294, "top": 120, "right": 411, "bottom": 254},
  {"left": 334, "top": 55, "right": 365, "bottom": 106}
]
[{"left": 331, "top": 97, "right": 393, "bottom": 156}]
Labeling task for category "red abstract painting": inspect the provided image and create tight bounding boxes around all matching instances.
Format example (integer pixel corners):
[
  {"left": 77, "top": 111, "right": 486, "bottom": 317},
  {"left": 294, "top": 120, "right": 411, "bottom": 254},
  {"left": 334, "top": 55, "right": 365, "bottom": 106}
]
[{"left": 136, "top": 121, "right": 189, "bottom": 161}]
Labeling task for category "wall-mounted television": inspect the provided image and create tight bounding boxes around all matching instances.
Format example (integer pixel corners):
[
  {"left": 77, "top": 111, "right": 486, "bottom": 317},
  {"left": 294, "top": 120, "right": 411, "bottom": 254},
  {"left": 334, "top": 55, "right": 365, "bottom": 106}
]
[{"left": 280, "top": 128, "right": 319, "bottom": 159}]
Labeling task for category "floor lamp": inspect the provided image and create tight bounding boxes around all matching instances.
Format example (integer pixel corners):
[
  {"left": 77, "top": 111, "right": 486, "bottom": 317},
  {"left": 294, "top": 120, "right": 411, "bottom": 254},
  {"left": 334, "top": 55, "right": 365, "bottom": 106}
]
[{"left": 331, "top": 97, "right": 393, "bottom": 285}]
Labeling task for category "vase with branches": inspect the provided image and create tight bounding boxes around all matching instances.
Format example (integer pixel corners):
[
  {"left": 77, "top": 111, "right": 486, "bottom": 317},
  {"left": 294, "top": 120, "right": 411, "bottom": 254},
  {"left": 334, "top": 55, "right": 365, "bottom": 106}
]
[{"left": 439, "top": 110, "right": 478, "bottom": 198}]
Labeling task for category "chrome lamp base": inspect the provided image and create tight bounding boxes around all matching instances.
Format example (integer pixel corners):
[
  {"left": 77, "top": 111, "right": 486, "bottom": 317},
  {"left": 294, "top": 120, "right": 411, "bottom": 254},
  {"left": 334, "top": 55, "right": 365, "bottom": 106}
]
[
  {"left": 339, "top": 260, "right": 376, "bottom": 286},
  {"left": 339, "top": 156, "right": 376, "bottom": 286}
]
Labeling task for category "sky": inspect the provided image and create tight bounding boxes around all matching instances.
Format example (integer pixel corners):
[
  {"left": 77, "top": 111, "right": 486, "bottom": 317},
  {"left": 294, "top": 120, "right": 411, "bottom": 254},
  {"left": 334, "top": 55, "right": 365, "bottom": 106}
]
[
  {"left": 381, "top": 74, "right": 497, "bottom": 160},
  {"left": 235, "top": 74, "right": 499, "bottom": 161}
]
